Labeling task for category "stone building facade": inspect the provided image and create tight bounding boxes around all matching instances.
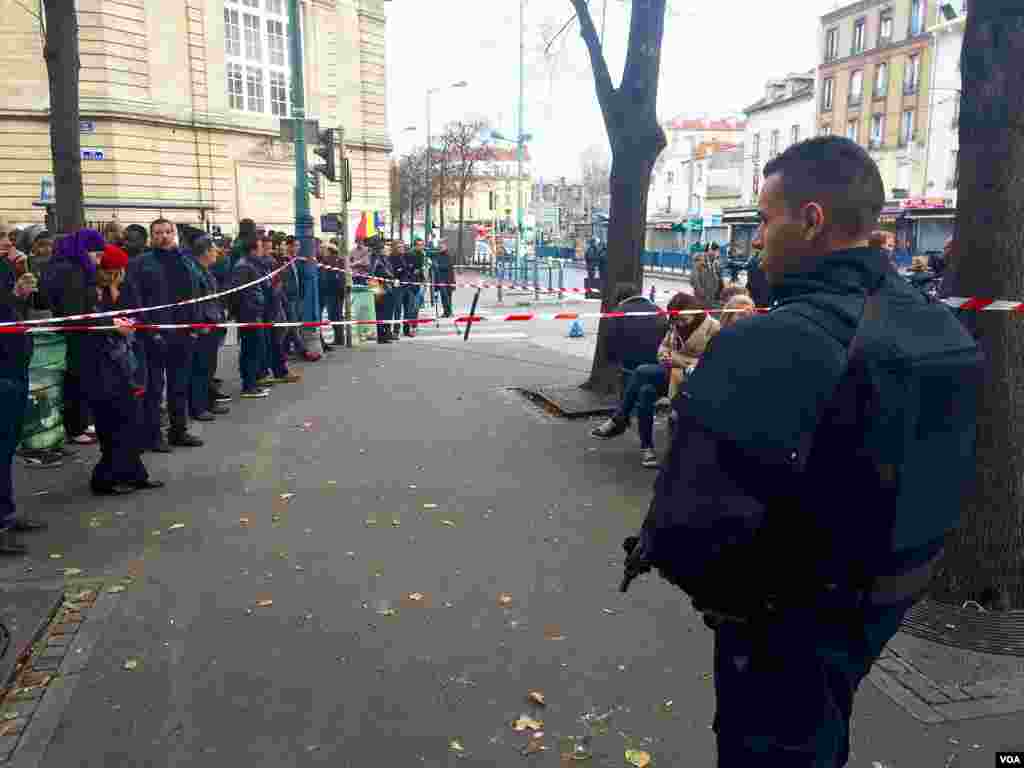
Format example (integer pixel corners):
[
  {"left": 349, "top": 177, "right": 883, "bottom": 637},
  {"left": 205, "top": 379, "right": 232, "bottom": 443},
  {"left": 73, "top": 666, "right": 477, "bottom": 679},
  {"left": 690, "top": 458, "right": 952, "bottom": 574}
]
[{"left": 0, "top": 0, "right": 392, "bottom": 240}]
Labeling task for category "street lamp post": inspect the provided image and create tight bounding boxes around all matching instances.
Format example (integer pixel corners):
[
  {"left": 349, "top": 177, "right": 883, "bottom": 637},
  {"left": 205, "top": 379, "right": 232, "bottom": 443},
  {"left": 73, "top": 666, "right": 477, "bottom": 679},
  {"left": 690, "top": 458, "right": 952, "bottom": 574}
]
[
  {"left": 424, "top": 81, "right": 468, "bottom": 246},
  {"left": 287, "top": 0, "right": 313, "bottom": 264}
]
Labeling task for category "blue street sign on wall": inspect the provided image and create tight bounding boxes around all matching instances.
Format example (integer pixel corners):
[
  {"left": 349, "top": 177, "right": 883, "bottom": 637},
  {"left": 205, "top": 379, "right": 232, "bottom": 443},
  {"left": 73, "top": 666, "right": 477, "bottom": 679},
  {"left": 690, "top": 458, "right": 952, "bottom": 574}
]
[{"left": 81, "top": 149, "right": 105, "bottom": 161}]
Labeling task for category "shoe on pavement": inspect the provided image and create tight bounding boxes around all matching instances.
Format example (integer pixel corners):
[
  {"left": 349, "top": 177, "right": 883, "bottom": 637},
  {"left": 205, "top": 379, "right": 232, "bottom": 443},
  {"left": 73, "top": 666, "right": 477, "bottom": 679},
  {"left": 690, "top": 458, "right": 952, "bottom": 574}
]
[
  {"left": 269, "top": 373, "right": 302, "bottom": 383},
  {"left": 256, "top": 377, "right": 276, "bottom": 388},
  {"left": 150, "top": 440, "right": 173, "bottom": 454},
  {"left": 641, "top": 447, "right": 660, "bottom": 469},
  {"left": 131, "top": 480, "right": 166, "bottom": 490},
  {"left": 213, "top": 392, "right": 232, "bottom": 403},
  {"left": 192, "top": 412, "right": 217, "bottom": 422},
  {"left": 70, "top": 433, "right": 97, "bottom": 446},
  {"left": 168, "top": 432, "right": 204, "bottom": 448},
  {"left": 591, "top": 417, "right": 629, "bottom": 440},
  {"left": 240, "top": 388, "right": 270, "bottom": 399},
  {"left": 0, "top": 530, "right": 27, "bottom": 556},
  {"left": 209, "top": 404, "right": 230, "bottom": 415}
]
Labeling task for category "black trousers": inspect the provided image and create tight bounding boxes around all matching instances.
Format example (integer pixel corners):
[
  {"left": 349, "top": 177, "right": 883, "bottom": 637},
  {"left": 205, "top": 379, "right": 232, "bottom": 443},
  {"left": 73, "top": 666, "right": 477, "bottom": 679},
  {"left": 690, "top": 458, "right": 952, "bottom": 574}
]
[
  {"left": 164, "top": 335, "right": 194, "bottom": 437},
  {"left": 90, "top": 396, "right": 148, "bottom": 490},
  {"left": 190, "top": 332, "right": 220, "bottom": 417},
  {"left": 63, "top": 336, "right": 92, "bottom": 437},
  {"left": 141, "top": 337, "right": 166, "bottom": 447}
]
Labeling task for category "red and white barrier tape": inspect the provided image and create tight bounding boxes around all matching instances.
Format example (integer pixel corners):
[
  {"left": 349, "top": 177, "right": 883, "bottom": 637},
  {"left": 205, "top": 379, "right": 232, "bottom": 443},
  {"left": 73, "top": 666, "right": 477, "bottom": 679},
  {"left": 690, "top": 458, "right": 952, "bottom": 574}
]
[{"left": 0, "top": 257, "right": 299, "bottom": 327}]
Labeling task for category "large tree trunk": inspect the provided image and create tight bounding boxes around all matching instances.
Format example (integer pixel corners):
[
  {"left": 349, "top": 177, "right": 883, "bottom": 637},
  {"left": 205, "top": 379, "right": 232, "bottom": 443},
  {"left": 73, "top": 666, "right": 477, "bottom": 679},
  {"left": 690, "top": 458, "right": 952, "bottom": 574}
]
[
  {"left": 42, "top": 0, "right": 84, "bottom": 235},
  {"left": 571, "top": 0, "right": 668, "bottom": 393},
  {"left": 931, "top": 2, "right": 1024, "bottom": 611}
]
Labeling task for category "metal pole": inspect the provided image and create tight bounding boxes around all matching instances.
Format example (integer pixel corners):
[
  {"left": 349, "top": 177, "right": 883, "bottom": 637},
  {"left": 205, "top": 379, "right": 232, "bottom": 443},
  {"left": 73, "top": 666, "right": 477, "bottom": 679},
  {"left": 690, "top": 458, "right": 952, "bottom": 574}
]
[
  {"left": 340, "top": 125, "right": 353, "bottom": 348},
  {"left": 517, "top": 0, "right": 525, "bottom": 276},
  {"left": 288, "top": 0, "right": 313, "bottom": 267},
  {"left": 425, "top": 91, "right": 432, "bottom": 246}
]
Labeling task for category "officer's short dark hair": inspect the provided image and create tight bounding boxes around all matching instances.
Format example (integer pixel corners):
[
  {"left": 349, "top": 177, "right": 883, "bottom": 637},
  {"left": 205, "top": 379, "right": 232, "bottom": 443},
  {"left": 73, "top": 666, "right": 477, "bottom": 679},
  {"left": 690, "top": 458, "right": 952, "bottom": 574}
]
[
  {"left": 193, "top": 236, "right": 212, "bottom": 260},
  {"left": 762, "top": 136, "right": 884, "bottom": 239},
  {"left": 239, "top": 219, "right": 256, "bottom": 237}
]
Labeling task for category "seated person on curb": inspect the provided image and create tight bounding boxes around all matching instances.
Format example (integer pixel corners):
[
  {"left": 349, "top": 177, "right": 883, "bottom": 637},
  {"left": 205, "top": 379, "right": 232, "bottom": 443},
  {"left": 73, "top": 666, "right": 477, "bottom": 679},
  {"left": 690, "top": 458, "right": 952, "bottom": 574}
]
[{"left": 592, "top": 292, "right": 720, "bottom": 469}]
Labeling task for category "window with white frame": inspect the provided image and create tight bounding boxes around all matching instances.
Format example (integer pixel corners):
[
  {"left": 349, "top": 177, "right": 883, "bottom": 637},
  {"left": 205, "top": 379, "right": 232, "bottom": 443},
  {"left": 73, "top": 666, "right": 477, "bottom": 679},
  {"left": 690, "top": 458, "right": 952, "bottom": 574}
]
[
  {"left": 905, "top": 54, "right": 920, "bottom": 93},
  {"left": 791, "top": 124, "right": 800, "bottom": 145},
  {"left": 900, "top": 109, "right": 915, "bottom": 145},
  {"left": 823, "top": 77, "right": 834, "bottom": 110},
  {"left": 224, "top": 0, "right": 291, "bottom": 118},
  {"left": 850, "top": 70, "right": 863, "bottom": 104},
  {"left": 909, "top": 0, "right": 922, "bottom": 35},
  {"left": 769, "top": 129, "right": 780, "bottom": 157},
  {"left": 820, "top": 124, "right": 833, "bottom": 136},
  {"left": 752, "top": 132, "right": 760, "bottom": 157},
  {"left": 825, "top": 28, "right": 838, "bottom": 62},
  {"left": 847, "top": 119, "right": 859, "bottom": 142},
  {"left": 852, "top": 18, "right": 865, "bottom": 54},
  {"left": 870, "top": 113, "right": 884, "bottom": 146},
  {"left": 874, "top": 61, "right": 888, "bottom": 97},
  {"left": 227, "top": 62, "right": 244, "bottom": 109}
]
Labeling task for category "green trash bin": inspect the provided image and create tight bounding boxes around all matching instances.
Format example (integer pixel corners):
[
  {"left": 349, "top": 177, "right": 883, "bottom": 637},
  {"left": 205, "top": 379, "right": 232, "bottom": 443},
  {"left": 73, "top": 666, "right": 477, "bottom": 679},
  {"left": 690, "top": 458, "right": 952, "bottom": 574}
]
[
  {"left": 351, "top": 285, "right": 377, "bottom": 344},
  {"left": 22, "top": 333, "right": 67, "bottom": 452}
]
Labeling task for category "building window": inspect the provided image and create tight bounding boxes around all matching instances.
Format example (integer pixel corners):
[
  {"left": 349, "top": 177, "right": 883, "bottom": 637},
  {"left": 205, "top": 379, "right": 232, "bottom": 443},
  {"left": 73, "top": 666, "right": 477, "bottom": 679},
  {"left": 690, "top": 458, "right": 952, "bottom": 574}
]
[
  {"left": 227, "top": 62, "right": 244, "bottom": 110},
  {"left": 224, "top": 8, "right": 241, "bottom": 57},
  {"left": 820, "top": 124, "right": 833, "bottom": 136},
  {"left": 823, "top": 77, "right": 834, "bottom": 111},
  {"left": 246, "top": 66, "right": 264, "bottom": 112},
  {"left": 849, "top": 70, "right": 863, "bottom": 105},
  {"left": 266, "top": 19, "right": 286, "bottom": 67},
  {"left": 847, "top": 119, "right": 859, "bottom": 143},
  {"left": 904, "top": 54, "right": 920, "bottom": 94},
  {"left": 825, "top": 28, "right": 839, "bottom": 61},
  {"left": 950, "top": 149, "right": 959, "bottom": 187},
  {"left": 852, "top": 18, "right": 866, "bottom": 54},
  {"left": 900, "top": 109, "right": 915, "bottom": 145},
  {"left": 667, "top": 171, "right": 675, "bottom": 185},
  {"left": 910, "top": 0, "right": 923, "bottom": 35},
  {"left": 791, "top": 124, "right": 800, "bottom": 145},
  {"left": 225, "top": 0, "right": 291, "bottom": 117},
  {"left": 769, "top": 129, "right": 780, "bottom": 158},
  {"left": 952, "top": 97, "right": 960, "bottom": 128},
  {"left": 697, "top": 163, "right": 703, "bottom": 182},
  {"left": 870, "top": 113, "right": 884, "bottom": 147},
  {"left": 269, "top": 70, "right": 288, "bottom": 116},
  {"left": 752, "top": 132, "right": 760, "bottom": 157},
  {"left": 879, "top": 9, "right": 893, "bottom": 42},
  {"left": 874, "top": 61, "right": 888, "bottom": 97}
]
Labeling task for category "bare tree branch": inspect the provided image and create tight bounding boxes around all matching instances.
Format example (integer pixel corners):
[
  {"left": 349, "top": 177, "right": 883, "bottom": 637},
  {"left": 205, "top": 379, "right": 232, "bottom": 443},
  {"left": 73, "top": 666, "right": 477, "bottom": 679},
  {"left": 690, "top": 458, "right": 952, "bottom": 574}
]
[{"left": 570, "top": 0, "right": 616, "bottom": 132}]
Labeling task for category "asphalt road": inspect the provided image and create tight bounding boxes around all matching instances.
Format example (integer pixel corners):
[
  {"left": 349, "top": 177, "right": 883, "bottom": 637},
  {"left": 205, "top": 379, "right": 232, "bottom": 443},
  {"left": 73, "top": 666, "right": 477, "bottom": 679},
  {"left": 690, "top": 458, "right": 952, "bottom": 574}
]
[{"left": 3, "top": 291, "right": 1020, "bottom": 767}]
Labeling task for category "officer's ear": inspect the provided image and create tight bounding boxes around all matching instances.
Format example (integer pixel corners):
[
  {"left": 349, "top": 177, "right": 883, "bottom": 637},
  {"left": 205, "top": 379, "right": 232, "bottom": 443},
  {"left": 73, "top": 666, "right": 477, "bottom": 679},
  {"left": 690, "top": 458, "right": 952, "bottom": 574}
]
[{"left": 801, "top": 202, "right": 826, "bottom": 241}]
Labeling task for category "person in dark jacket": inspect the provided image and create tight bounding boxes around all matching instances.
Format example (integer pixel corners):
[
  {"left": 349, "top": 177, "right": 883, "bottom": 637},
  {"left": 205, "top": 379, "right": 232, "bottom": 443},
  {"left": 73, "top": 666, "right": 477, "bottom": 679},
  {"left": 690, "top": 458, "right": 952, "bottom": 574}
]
[
  {"left": 133, "top": 218, "right": 204, "bottom": 449},
  {"left": 0, "top": 219, "right": 44, "bottom": 555},
  {"left": 621, "top": 137, "right": 982, "bottom": 767},
  {"left": 187, "top": 237, "right": 232, "bottom": 422},
  {"left": 319, "top": 241, "right": 343, "bottom": 352},
  {"left": 433, "top": 240, "right": 454, "bottom": 317},
  {"left": 389, "top": 241, "right": 415, "bottom": 337},
  {"left": 372, "top": 239, "right": 397, "bottom": 343},
  {"left": 230, "top": 238, "right": 271, "bottom": 398},
  {"left": 266, "top": 247, "right": 302, "bottom": 384},
  {"left": 123, "top": 225, "right": 148, "bottom": 265},
  {"left": 83, "top": 245, "right": 162, "bottom": 495},
  {"left": 937, "top": 236, "right": 957, "bottom": 300},
  {"left": 44, "top": 228, "right": 106, "bottom": 446}
]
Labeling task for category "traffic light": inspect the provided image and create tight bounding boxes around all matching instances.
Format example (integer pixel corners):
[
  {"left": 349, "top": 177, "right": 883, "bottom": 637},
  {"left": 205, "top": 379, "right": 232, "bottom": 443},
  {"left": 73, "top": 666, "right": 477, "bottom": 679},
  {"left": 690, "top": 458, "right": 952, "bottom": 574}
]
[
  {"left": 314, "top": 128, "right": 336, "bottom": 182},
  {"left": 342, "top": 157, "right": 352, "bottom": 203},
  {"left": 308, "top": 169, "right": 322, "bottom": 199}
]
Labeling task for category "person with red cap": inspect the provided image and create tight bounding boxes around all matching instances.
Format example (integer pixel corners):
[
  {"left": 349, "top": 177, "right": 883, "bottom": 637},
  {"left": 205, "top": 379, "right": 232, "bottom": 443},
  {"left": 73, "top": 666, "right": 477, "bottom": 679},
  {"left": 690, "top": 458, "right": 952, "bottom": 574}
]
[{"left": 80, "top": 244, "right": 163, "bottom": 495}]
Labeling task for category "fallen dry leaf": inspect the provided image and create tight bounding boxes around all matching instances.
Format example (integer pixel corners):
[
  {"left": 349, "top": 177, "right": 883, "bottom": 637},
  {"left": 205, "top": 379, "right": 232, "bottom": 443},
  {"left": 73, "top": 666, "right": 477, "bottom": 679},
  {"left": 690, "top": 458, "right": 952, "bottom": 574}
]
[
  {"left": 123, "top": 659, "right": 139, "bottom": 671},
  {"left": 408, "top": 592, "right": 425, "bottom": 602},
  {"left": 449, "top": 739, "right": 464, "bottom": 753},
  {"left": 327, "top": 480, "right": 337, "bottom": 486},
  {"left": 49, "top": 553, "right": 62, "bottom": 560},
  {"left": 106, "top": 585, "right": 126, "bottom": 594},
  {"left": 167, "top": 523, "right": 185, "bottom": 531},
  {"left": 512, "top": 715, "right": 544, "bottom": 732},
  {"left": 423, "top": 503, "right": 439, "bottom": 510},
  {"left": 391, "top": 519, "right": 402, "bottom": 527},
  {"left": 522, "top": 738, "right": 547, "bottom": 756},
  {"left": 440, "top": 519, "right": 457, "bottom": 528},
  {"left": 255, "top": 599, "right": 274, "bottom": 608},
  {"left": 62, "top": 568, "right": 82, "bottom": 577},
  {"left": 625, "top": 749, "right": 651, "bottom": 768},
  {"left": 498, "top": 593, "right": 513, "bottom": 606},
  {"left": 280, "top": 493, "right": 295, "bottom": 501},
  {"left": 528, "top": 691, "right": 546, "bottom": 706},
  {"left": 365, "top": 519, "right": 378, "bottom": 527},
  {"left": 239, "top": 517, "right": 250, "bottom": 526},
  {"left": 544, "top": 625, "right": 566, "bottom": 641}
]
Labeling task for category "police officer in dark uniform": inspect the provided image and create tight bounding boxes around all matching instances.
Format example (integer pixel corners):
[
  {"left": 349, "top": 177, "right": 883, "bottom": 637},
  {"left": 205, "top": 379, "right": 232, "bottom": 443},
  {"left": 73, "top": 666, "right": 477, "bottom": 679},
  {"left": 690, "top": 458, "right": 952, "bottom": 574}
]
[{"left": 620, "top": 137, "right": 982, "bottom": 767}]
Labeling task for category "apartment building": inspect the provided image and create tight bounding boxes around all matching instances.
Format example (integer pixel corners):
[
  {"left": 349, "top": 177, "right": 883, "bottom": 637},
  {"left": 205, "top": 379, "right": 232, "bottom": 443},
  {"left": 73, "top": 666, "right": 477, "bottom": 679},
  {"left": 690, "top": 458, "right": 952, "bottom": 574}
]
[
  {"left": 0, "top": 0, "right": 392, "bottom": 240},
  {"left": 817, "top": 0, "right": 932, "bottom": 201}
]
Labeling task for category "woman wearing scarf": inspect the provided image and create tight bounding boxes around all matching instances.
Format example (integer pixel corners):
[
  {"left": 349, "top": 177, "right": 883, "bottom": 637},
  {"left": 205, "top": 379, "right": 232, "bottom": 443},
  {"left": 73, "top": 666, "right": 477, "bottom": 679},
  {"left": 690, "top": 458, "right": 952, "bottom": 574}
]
[
  {"left": 44, "top": 228, "right": 106, "bottom": 446},
  {"left": 81, "top": 245, "right": 162, "bottom": 495}
]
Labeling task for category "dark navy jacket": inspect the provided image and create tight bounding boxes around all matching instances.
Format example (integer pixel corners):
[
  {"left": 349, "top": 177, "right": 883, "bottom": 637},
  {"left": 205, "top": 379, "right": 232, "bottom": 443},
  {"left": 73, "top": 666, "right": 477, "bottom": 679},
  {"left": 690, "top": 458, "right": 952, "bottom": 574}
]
[
  {"left": 636, "top": 247, "right": 980, "bottom": 616},
  {"left": 229, "top": 256, "right": 268, "bottom": 322},
  {"left": 0, "top": 259, "right": 32, "bottom": 381},
  {"left": 133, "top": 247, "right": 200, "bottom": 329}
]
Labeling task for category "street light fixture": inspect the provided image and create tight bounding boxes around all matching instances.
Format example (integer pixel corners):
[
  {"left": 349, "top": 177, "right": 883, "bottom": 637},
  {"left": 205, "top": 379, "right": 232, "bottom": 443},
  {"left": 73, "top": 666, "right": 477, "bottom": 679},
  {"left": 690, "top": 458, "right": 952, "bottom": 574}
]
[{"left": 425, "top": 81, "right": 469, "bottom": 244}]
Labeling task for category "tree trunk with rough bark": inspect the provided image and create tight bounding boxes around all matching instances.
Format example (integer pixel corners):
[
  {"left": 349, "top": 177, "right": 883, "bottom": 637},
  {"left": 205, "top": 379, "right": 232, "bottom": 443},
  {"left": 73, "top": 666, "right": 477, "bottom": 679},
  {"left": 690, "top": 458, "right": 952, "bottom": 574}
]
[
  {"left": 930, "top": 1, "right": 1024, "bottom": 611},
  {"left": 42, "top": 0, "right": 84, "bottom": 235},
  {"left": 570, "top": 0, "right": 668, "bottom": 394}
]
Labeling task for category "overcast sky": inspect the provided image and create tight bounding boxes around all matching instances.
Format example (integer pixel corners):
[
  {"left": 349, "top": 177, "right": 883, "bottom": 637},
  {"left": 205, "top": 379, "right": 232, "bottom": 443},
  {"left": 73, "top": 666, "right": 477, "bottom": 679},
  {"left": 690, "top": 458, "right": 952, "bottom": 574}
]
[{"left": 387, "top": 0, "right": 834, "bottom": 180}]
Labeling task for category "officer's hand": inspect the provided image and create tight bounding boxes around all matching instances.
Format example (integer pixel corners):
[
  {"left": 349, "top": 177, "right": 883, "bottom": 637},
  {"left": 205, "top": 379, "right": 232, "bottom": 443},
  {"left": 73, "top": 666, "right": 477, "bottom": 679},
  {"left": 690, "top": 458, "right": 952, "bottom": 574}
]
[{"left": 620, "top": 533, "right": 652, "bottom": 593}]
